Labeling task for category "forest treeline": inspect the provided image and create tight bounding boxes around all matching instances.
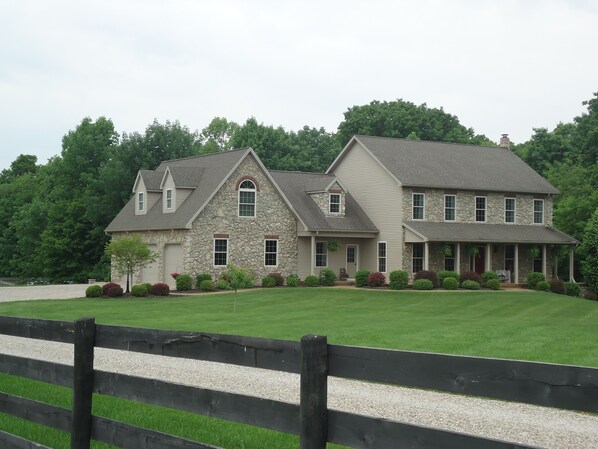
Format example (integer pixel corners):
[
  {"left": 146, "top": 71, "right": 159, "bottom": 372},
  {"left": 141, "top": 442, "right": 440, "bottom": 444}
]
[{"left": 0, "top": 95, "right": 596, "bottom": 282}]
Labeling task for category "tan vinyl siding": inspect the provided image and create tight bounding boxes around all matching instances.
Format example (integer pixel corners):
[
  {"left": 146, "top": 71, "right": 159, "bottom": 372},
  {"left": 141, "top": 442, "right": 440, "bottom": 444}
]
[{"left": 297, "top": 237, "right": 312, "bottom": 279}]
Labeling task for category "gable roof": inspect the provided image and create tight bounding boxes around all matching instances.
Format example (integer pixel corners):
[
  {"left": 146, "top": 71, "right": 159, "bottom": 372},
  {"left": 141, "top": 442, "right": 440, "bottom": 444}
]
[
  {"left": 328, "top": 135, "right": 560, "bottom": 195},
  {"left": 160, "top": 166, "right": 203, "bottom": 189},
  {"left": 271, "top": 171, "right": 378, "bottom": 233},
  {"left": 133, "top": 170, "right": 163, "bottom": 192}
]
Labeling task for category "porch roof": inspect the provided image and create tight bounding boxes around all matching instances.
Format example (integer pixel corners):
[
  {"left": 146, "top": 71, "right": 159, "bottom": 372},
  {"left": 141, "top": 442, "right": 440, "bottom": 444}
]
[{"left": 403, "top": 221, "right": 579, "bottom": 245}]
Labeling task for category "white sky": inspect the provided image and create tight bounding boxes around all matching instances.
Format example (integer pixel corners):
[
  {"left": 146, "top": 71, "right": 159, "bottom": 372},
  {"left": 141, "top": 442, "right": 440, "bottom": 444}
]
[{"left": 1, "top": 0, "right": 597, "bottom": 171}]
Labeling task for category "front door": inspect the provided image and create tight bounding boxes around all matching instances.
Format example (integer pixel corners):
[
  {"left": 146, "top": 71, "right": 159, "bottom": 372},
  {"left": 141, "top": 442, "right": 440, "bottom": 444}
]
[
  {"left": 346, "top": 244, "right": 358, "bottom": 277},
  {"left": 474, "top": 246, "right": 485, "bottom": 274}
]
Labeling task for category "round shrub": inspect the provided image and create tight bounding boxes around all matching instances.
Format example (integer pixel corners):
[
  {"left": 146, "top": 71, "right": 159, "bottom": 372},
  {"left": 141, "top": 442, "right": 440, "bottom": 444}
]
[
  {"left": 150, "top": 283, "right": 170, "bottom": 296},
  {"left": 196, "top": 273, "right": 213, "bottom": 286},
  {"left": 460, "top": 271, "right": 481, "bottom": 285},
  {"left": 304, "top": 275, "right": 320, "bottom": 287},
  {"left": 102, "top": 282, "right": 121, "bottom": 296},
  {"left": 549, "top": 278, "right": 566, "bottom": 295},
  {"left": 262, "top": 276, "right": 276, "bottom": 288},
  {"left": 414, "top": 270, "right": 439, "bottom": 288},
  {"left": 319, "top": 268, "right": 337, "bottom": 286},
  {"left": 142, "top": 283, "right": 152, "bottom": 293},
  {"left": 443, "top": 277, "right": 459, "bottom": 290},
  {"left": 486, "top": 279, "right": 501, "bottom": 290},
  {"left": 107, "top": 286, "right": 124, "bottom": 297},
  {"left": 267, "top": 273, "right": 284, "bottom": 287},
  {"left": 175, "top": 274, "right": 194, "bottom": 291},
  {"left": 389, "top": 270, "right": 409, "bottom": 290},
  {"left": 355, "top": 270, "right": 370, "bottom": 288},
  {"left": 131, "top": 284, "right": 149, "bottom": 297},
  {"left": 413, "top": 279, "right": 434, "bottom": 290},
  {"left": 527, "top": 272, "right": 545, "bottom": 289},
  {"left": 481, "top": 271, "right": 499, "bottom": 286},
  {"left": 536, "top": 280, "right": 551, "bottom": 292},
  {"left": 286, "top": 274, "right": 299, "bottom": 287},
  {"left": 85, "top": 285, "right": 102, "bottom": 298},
  {"left": 439, "top": 270, "right": 460, "bottom": 283},
  {"left": 199, "top": 280, "right": 214, "bottom": 292},
  {"left": 461, "top": 280, "right": 481, "bottom": 290},
  {"left": 368, "top": 272, "right": 386, "bottom": 287},
  {"left": 583, "top": 289, "right": 598, "bottom": 301},
  {"left": 216, "top": 279, "right": 231, "bottom": 290},
  {"left": 565, "top": 282, "right": 581, "bottom": 297}
]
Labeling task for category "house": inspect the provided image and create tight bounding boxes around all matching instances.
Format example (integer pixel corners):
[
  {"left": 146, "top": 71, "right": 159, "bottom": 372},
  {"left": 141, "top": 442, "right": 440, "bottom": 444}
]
[{"left": 105, "top": 135, "right": 578, "bottom": 287}]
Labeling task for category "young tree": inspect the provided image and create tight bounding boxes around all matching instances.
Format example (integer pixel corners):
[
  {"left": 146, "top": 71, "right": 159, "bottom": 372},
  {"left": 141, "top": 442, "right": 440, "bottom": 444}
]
[
  {"left": 105, "top": 235, "right": 157, "bottom": 293},
  {"left": 580, "top": 208, "right": 598, "bottom": 293}
]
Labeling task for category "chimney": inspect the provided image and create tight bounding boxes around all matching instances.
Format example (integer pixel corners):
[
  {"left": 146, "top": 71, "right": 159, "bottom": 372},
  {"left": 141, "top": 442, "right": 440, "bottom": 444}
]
[{"left": 499, "top": 133, "right": 511, "bottom": 149}]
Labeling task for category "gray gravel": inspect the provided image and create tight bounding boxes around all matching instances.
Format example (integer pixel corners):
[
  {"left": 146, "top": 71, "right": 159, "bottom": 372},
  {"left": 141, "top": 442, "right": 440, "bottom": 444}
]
[
  {"left": 1, "top": 334, "right": 597, "bottom": 448},
  {"left": 0, "top": 284, "right": 90, "bottom": 302}
]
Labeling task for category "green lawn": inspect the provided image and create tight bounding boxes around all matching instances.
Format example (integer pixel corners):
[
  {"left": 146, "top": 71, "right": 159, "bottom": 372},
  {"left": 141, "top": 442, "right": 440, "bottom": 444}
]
[{"left": 1, "top": 288, "right": 597, "bottom": 448}]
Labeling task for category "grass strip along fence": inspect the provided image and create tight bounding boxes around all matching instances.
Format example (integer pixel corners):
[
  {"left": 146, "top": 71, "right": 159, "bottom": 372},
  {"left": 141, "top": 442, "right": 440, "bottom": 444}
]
[{"left": 0, "top": 316, "right": 597, "bottom": 449}]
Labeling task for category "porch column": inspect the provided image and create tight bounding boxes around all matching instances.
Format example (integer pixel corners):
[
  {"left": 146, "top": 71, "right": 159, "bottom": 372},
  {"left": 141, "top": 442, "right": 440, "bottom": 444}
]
[
  {"left": 514, "top": 244, "right": 519, "bottom": 284},
  {"left": 424, "top": 241, "right": 429, "bottom": 270},
  {"left": 542, "top": 244, "right": 547, "bottom": 277},
  {"left": 486, "top": 243, "right": 492, "bottom": 272},
  {"left": 310, "top": 235, "right": 316, "bottom": 276},
  {"left": 569, "top": 245, "right": 575, "bottom": 282},
  {"left": 455, "top": 243, "right": 461, "bottom": 274}
]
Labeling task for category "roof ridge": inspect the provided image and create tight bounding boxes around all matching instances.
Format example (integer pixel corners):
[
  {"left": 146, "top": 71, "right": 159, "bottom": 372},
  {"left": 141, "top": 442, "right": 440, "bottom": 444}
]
[
  {"left": 271, "top": 169, "right": 333, "bottom": 176},
  {"left": 161, "top": 147, "right": 250, "bottom": 164},
  {"left": 356, "top": 134, "right": 500, "bottom": 150}
]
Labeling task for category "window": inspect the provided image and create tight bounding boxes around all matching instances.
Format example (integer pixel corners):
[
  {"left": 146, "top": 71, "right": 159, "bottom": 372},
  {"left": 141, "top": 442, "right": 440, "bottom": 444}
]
[
  {"left": 138, "top": 192, "right": 145, "bottom": 212},
  {"left": 412, "top": 193, "right": 425, "bottom": 220},
  {"left": 316, "top": 242, "right": 327, "bottom": 267},
  {"left": 239, "top": 180, "right": 256, "bottom": 217},
  {"left": 505, "top": 245, "right": 515, "bottom": 281},
  {"left": 214, "top": 239, "right": 228, "bottom": 266},
  {"left": 329, "top": 193, "right": 340, "bottom": 214},
  {"left": 444, "top": 244, "right": 455, "bottom": 271},
  {"left": 166, "top": 189, "right": 173, "bottom": 210},
  {"left": 264, "top": 239, "right": 278, "bottom": 267},
  {"left": 412, "top": 243, "right": 424, "bottom": 273},
  {"left": 505, "top": 198, "right": 515, "bottom": 223},
  {"left": 534, "top": 199, "right": 544, "bottom": 224},
  {"left": 475, "top": 197, "right": 486, "bottom": 222},
  {"left": 378, "top": 242, "right": 387, "bottom": 273},
  {"left": 533, "top": 254, "right": 543, "bottom": 273},
  {"left": 444, "top": 195, "right": 456, "bottom": 221}
]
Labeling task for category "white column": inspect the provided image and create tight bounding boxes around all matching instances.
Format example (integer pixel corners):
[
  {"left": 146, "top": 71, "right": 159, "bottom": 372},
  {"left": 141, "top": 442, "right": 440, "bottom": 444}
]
[
  {"left": 424, "top": 241, "right": 429, "bottom": 270},
  {"left": 310, "top": 235, "right": 316, "bottom": 276},
  {"left": 514, "top": 244, "right": 519, "bottom": 284},
  {"left": 569, "top": 245, "right": 575, "bottom": 282},
  {"left": 455, "top": 243, "right": 461, "bottom": 274},
  {"left": 542, "top": 244, "right": 547, "bottom": 277},
  {"left": 486, "top": 243, "right": 492, "bottom": 272}
]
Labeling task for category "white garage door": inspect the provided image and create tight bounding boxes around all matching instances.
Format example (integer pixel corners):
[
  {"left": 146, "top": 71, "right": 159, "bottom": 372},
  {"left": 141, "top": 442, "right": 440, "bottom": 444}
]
[
  {"left": 140, "top": 244, "right": 159, "bottom": 285},
  {"left": 163, "top": 244, "right": 183, "bottom": 288}
]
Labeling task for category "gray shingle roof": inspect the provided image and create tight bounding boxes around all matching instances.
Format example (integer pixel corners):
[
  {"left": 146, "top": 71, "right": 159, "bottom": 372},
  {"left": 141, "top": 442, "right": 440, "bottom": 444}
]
[
  {"left": 404, "top": 221, "right": 578, "bottom": 244},
  {"left": 271, "top": 171, "right": 378, "bottom": 233},
  {"left": 164, "top": 166, "right": 204, "bottom": 188},
  {"left": 138, "top": 170, "right": 163, "bottom": 191},
  {"left": 332, "top": 135, "right": 559, "bottom": 194}
]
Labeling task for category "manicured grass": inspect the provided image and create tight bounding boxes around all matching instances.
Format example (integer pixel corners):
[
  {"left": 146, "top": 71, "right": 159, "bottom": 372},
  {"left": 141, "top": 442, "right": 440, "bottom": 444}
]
[{"left": 1, "top": 288, "right": 597, "bottom": 448}]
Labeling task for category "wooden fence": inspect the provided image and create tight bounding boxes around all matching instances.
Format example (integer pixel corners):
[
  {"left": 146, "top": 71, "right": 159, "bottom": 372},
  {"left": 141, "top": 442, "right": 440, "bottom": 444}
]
[{"left": 0, "top": 315, "right": 597, "bottom": 449}]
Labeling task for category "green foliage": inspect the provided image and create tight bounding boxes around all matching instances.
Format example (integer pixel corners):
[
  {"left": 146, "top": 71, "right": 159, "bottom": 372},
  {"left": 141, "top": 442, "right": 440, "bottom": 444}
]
[
  {"left": 367, "top": 272, "right": 386, "bottom": 287},
  {"left": 549, "top": 279, "right": 566, "bottom": 295},
  {"left": 216, "top": 280, "right": 231, "bottom": 290},
  {"left": 439, "top": 270, "right": 460, "bottom": 283},
  {"left": 150, "top": 283, "right": 170, "bottom": 296},
  {"left": 413, "top": 279, "right": 434, "bottom": 290},
  {"left": 199, "top": 280, "right": 214, "bottom": 292},
  {"left": 105, "top": 235, "right": 158, "bottom": 292},
  {"left": 526, "top": 272, "right": 546, "bottom": 289},
  {"left": 142, "top": 283, "right": 152, "bottom": 293},
  {"left": 442, "top": 277, "right": 459, "bottom": 290},
  {"left": 581, "top": 208, "right": 598, "bottom": 292},
  {"left": 304, "top": 275, "right": 320, "bottom": 287},
  {"left": 286, "top": 275, "right": 299, "bottom": 287},
  {"left": 175, "top": 274, "right": 194, "bottom": 291},
  {"left": 537, "top": 281, "right": 551, "bottom": 292},
  {"left": 267, "top": 273, "right": 284, "bottom": 287},
  {"left": 413, "top": 270, "right": 439, "bottom": 288},
  {"left": 221, "top": 264, "right": 254, "bottom": 291},
  {"left": 196, "top": 273, "right": 213, "bottom": 285},
  {"left": 461, "top": 280, "right": 481, "bottom": 290},
  {"left": 355, "top": 270, "right": 370, "bottom": 288},
  {"left": 388, "top": 270, "right": 409, "bottom": 290},
  {"left": 565, "top": 282, "right": 581, "bottom": 297},
  {"left": 486, "top": 279, "right": 501, "bottom": 290},
  {"left": 131, "top": 284, "right": 149, "bottom": 297},
  {"left": 319, "top": 268, "right": 337, "bottom": 286},
  {"left": 85, "top": 285, "right": 102, "bottom": 298},
  {"left": 326, "top": 240, "right": 340, "bottom": 252},
  {"left": 481, "top": 271, "right": 500, "bottom": 286},
  {"left": 261, "top": 277, "right": 276, "bottom": 288},
  {"left": 460, "top": 271, "right": 482, "bottom": 285}
]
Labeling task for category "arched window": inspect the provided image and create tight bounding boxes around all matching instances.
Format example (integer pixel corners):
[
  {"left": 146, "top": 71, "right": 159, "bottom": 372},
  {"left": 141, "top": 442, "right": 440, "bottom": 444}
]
[{"left": 238, "top": 180, "right": 256, "bottom": 217}]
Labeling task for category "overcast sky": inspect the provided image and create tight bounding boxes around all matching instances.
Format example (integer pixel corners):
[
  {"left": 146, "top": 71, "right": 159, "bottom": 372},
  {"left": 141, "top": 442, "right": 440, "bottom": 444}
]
[{"left": 1, "top": 0, "right": 597, "bottom": 171}]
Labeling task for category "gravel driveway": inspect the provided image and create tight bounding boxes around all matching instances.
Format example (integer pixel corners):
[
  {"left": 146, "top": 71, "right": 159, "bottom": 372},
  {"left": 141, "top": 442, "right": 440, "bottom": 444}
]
[{"left": 0, "top": 284, "right": 90, "bottom": 302}]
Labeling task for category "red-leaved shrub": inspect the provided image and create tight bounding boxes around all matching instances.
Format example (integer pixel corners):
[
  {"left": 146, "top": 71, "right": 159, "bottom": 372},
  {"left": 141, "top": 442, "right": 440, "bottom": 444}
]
[
  {"left": 107, "top": 286, "right": 124, "bottom": 297},
  {"left": 368, "top": 272, "right": 386, "bottom": 287},
  {"left": 460, "top": 271, "right": 482, "bottom": 285},
  {"left": 414, "top": 270, "right": 439, "bottom": 288},
  {"left": 102, "top": 282, "right": 121, "bottom": 296},
  {"left": 150, "top": 283, "right": 170, "bottom": 296}
]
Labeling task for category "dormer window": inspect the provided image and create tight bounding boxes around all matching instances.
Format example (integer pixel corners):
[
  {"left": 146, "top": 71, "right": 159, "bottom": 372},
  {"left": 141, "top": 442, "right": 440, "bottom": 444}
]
[
  {"left": 239, "top": 180, "right": 256, "bottom": 217},
  {"left": 329, "top": 193, "right": 341, "bottom": 214},
  {"left": 138, "top": 192, "right": 145, "bottom": 212},
  {"left": 166, "top": 189, "right": 173, "bottom": 210}
]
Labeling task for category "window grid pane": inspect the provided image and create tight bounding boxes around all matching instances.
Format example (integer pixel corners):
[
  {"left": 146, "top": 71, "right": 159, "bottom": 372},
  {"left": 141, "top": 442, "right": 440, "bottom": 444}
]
[
  {"left": 329, "top": 194, "right": 340, "bottom": 213},
  {"left": 476, "top": 197, "right": 486, "bottom": 222},
  {"left": 214, "top": 239, "right": 228, "bottom": 266},
  {"left": 445, "top": 195, "right": 456, "bottom": 221},
  {"left": 265, "top": 240, "right": 277, "bottom": 266},
  {"left": 505, "top": 198, "right": 515, "bottom": 223},
  {"left": 413, "top": 194, "right": 424, "bottom": 220},
  {"left": 412, "top": 243, "right": 424, "bottom": 273},
  {"left": 138, "top": 193, "right": 144, "bottom": 211},
  {"left": 316, "top": 242, "right": 327, "bottom": 267},
  {"left": 239, "top": 186, "right": 256, "bottom": 217},
  {"left": 444, "top": 244, "right": 455, "bottom": 271},
  {"left": 534, "top": 200, "right": 544, "bottom": 224},
  {"left": 378, "top": 242, "right": 387, "bottom": 272}
]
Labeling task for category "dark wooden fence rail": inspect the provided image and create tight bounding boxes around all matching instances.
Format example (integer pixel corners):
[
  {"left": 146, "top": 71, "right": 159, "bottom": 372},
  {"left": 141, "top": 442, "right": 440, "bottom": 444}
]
[{"left": 1, "top": 316, "right": 597, "bottom": 449}]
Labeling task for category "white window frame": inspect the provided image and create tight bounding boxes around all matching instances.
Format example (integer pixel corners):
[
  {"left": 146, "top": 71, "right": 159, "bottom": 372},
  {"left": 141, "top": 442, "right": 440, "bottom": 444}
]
[
  {"left": 329, "top": 193, "right": 341, "bottom": 214},
  {"left": 412, "top": 243, "right": 424, "bottom": 273},
  {"left": 377, "top": 241, "right": 387, "bottom": 273},
  {"left": 412, "top": 193, "right": 425, "bottom": 220},
  {"left": 533, "top": 199, "right": 544, "bottom": 224},
  {"left": 138, "top": 192, "right": 145, "bottom": 213},
  {"left": 315, "top": 241, "right": 327, "bottom": 268},
  {"left": 475, "top": 196, "right": 487, "bottom": 223},
  {"left": 165, "top": 188, "right": 173, "bottom": 210},
  {"left": 213, "top": 238, "right": 228, "bottom": 267},
  {"left": 504, "top": 197, "right": 516, "bottom": 224},
  {"left": 238, "top": 180, "right": 256, "bottom": 218},
  {"left": 264, "top": 239, "right": 278, "bottom": 267},
  {"left": 444, "top": 194, "right": 456, "bottom": 222}
]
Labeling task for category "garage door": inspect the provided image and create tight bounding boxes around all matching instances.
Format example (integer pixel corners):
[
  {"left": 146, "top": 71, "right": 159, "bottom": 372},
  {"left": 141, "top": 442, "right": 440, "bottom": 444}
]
[
  {"left": 163, "top": 244, "right": 183, "bottom": 288},
  {"left": 140, "top": 244, "right": 159, "bottom": 285}
]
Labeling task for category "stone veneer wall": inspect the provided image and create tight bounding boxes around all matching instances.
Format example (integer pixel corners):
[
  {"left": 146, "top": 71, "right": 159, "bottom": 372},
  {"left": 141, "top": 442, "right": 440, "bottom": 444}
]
[{"left": 310, "top": 185, "right": 345, "bottom": 217}]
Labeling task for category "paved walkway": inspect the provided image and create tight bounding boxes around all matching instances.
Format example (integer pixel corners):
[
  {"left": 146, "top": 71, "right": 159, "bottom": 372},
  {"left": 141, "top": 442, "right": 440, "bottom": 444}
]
[{"left": 0, "top": 284, "right": 91, "bottom": 302}]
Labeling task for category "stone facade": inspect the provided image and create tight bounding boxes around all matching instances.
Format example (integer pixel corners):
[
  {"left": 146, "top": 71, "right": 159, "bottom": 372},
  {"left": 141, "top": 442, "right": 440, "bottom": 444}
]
[{"left": 309, "top": 183, "right": 346, "bottom": 217}]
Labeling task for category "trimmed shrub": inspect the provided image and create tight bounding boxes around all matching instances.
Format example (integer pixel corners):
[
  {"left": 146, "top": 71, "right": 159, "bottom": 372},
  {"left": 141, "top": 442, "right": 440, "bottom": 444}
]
[
  {"left": 196, "top": 273, "right": 213, "bottom": 286},
  {"left": 142, "top": 283, "right": 152, "bottom": 293},
  {"left": 413, "top": 279, "right": 434, "bottom": 290},
  {"left": 481, "top": 271, "right": 500, "bottom": 286},
  {"left": 461, "top": 280, "right": 481, "bottom": 290},
  {"left": 102, "top": 282, "right": 121, "bottom": 296},
  {"left": 486, "top": 279, "right": 501, "bottom": 290},
  {"left": 319, "top": 268, "right": 337, "bottom": 286},
  {"left": 414, "top": 270, "right": 439, "bottom": 288},
  {"left": 389, "top": 270, "right": 409, "bottom": 290},
  {"left": 368, "top": 272, "right": 386, "bottom": 287},
  {"left": 443, "top": 277, "right": 459, "bottom": 290},
  {"left": 537, "top": 280, "right": 551, "bottom": 292},
  {"left": 583, "top": 289, "right": 598, "bottom": 301},
  {"left": 355, "top": 270, "right": 370, "bottom": 288},
  {"left": 216, "top": 280, "right": 231, "bottom": 290},
  {"left": 565, "top": 282, "right": 581, "bottom": 297},
  {"left": 286, "top": 274, "right": 299, "bottom": 287},
  {"left": 199, "top": 280, "right": 214, "bottom": 292},
  {"left": 267, "top": 273, "right": 284, "bottom": 287},
  {"left": 527, "top": 272, "right": 545, "bottom": 289},
  {"left": 439, "top": 270, "right": 460, "bottom": 283},
  {"left": 131, "top": 284, "right": 149, "bottom": 297},
  {"left": 175, "top": 274, "right": 194, "bottom": 291},
  {"left": 85, "top": 285, "right": 102, "bottom": 298},
  {"left": 107, "top": 286, "right": 124, "bottom": 297},
  {"left": 549, "top": 278, "right": 566, "bottom": 295},
  {"left": 304, "top": 275, "right": 320, "bottom": 287},
  {"left": 262, "top": 276, "right": 276, "bottom": 288},
  {"left": 460, "top": 271, "right": 481, "bottom": 285},
  {"left": 150, "top": 283, "right": 170, "bottom": 296}
]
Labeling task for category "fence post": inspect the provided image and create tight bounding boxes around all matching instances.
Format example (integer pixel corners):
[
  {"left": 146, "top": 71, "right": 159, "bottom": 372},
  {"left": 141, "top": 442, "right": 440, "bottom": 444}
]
[
  {"left": 300, "top": 334, "right": 328, "bottom": 449},
  {"left": 71, "top": 317, "right": 96, "bottom": 449}
]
